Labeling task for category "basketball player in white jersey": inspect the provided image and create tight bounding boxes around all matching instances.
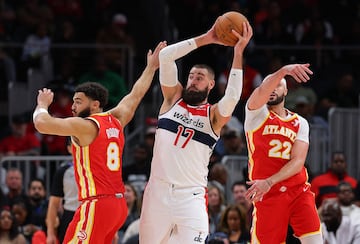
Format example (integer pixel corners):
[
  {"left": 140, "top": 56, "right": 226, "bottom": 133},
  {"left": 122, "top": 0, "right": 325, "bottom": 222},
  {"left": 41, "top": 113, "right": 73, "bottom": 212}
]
[{"left": 139, "top": 22, "right": 253, "bottom": 243}]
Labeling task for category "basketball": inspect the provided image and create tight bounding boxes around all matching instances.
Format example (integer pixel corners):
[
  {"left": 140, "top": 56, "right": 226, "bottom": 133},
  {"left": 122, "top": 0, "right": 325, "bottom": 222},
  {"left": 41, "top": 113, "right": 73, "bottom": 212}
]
[{"left": 214, "top": 11, "right": 248, "bottom": 46}]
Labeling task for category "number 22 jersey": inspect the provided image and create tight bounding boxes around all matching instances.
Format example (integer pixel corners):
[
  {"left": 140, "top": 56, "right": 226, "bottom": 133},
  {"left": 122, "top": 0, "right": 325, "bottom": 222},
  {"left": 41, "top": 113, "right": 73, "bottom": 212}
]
[{"left": 245, "top": 105, "right": 310, "bottom": 188}]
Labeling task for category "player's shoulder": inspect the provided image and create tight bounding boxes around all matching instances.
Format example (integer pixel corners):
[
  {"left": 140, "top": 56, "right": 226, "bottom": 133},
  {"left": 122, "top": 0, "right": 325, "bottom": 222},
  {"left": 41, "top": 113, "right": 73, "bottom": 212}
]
[{"left": 57, "top": 161, "right": 73, "bottom": 173}]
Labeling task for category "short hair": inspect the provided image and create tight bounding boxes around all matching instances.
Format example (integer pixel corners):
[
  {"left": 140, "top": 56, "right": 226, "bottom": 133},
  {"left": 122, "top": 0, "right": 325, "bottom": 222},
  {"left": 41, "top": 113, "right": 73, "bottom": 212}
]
[
  {"left": 28, "top": 178, "right": 46, "bottom": 190},
  {"left": 231, "top": 180, "right": 248, "bottom": 191},
  {"left": 336, "top": 181, "right": 353, "bottom": 193},
  {"left": 331, "top": 151, "right": 346, "bottom": 160},
  {"left": 74, "top": 82, "right": 108, "bottom": 109},
  {"left": 192, "top": 64, "right": 215, "bottom": 80}
]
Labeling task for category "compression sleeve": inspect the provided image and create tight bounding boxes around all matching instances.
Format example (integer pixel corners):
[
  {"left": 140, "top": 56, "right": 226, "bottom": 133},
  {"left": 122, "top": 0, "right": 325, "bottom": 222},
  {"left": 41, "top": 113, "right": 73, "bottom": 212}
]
[
  {"left": 159, "top": 38, "right": 197, "bottom": 87},
  {"left": 217, "top": 69, "right": 243, "bottom": 117}
]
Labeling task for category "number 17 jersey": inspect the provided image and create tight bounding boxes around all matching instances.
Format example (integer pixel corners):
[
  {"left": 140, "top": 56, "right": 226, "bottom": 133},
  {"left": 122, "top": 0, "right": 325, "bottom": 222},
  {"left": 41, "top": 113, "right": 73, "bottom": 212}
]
[{"left": 150, "top": 99, "right": 219, "bottom": 187}]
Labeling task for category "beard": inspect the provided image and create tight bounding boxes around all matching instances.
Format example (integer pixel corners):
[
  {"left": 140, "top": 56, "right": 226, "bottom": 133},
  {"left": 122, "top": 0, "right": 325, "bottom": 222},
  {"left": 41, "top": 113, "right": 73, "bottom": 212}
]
[
  {"left": 77, "top": 107, "right": 91, "bottom": 118},
  {"left": 30, "top": 194, "right": 43, "bottom": 203},
  {"left": 182, "top": 88, "right": 208, "bottom": 106},
  {"left": 267, "top": 94, "right": 285, "bottom": 106}
]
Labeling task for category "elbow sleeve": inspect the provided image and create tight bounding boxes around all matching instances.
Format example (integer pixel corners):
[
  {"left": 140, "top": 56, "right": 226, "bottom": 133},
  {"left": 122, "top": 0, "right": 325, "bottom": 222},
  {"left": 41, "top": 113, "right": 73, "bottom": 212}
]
[{"left": 159, "top": 39, "right": 197, "bottom": 87}]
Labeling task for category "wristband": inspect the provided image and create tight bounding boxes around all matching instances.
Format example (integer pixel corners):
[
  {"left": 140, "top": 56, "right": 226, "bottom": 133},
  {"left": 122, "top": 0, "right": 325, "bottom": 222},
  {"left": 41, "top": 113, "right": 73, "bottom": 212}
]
[{"left": 33, "top": 108, "right": 48, "bottom": 121}]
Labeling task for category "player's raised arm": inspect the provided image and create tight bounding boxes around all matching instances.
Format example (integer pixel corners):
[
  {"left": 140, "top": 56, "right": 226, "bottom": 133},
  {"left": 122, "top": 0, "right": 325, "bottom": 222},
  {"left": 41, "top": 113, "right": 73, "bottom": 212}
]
[
  {"left": 211, "top": 21, "right": 253, "bottom": 133},
  {"left": 109, "top": 41, "right": 167, "bottom": 127},
  {"left": 33, "top": 88, "right": 97, "bottom": 142},
  {"left": 247, "top": 64, "right": 313, "bottom": 111}
]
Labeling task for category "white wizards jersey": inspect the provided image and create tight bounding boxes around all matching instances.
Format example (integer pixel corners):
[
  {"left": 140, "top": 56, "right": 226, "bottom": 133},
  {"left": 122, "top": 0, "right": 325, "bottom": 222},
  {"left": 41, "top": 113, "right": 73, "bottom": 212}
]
[{"left": 150, "top": 99, "right": 219, "bottom": 187}]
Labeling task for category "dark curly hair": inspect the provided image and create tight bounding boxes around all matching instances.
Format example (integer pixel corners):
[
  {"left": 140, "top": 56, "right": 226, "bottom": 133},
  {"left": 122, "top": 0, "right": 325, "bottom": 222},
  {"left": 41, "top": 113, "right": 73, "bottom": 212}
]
[
  {"left": 74, "top": 82, "right": 109, "bottom": 109},
  {"left": 0, "top": 208, "right": 22, "bottom": 240}
]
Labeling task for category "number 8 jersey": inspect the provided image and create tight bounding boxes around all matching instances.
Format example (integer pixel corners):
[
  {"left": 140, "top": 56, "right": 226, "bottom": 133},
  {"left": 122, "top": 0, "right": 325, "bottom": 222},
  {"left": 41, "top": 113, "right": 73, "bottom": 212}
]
[
  {"left": 245, "top": 105, "right": 310, "bottom": 189},
  {"left": 150, "top": 99, "right": 219, "bottom": 187},
  {"left": 72, "top": 113, "right": 125, "bottom": 200}
]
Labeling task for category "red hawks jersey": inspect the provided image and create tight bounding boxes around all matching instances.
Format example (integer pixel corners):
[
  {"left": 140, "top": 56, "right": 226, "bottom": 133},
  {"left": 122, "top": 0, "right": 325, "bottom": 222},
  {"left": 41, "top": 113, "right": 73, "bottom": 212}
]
[
  {"left": 244, "top": 105, "right": 310, "bottom": 188},
  {"left": 72, "top": 113, "right": 125, "bottom": 200}
]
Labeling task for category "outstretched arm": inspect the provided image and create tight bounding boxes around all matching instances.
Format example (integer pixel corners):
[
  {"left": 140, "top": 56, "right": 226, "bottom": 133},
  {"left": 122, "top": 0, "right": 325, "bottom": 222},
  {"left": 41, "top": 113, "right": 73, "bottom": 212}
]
[
  {"left": 159, "top": 22, "right": 224, "bottom": 113},
  {"left": 247, "top": 64, "right": 313, "bottom": 111},
  {"left": 46, "top": 196, "right": 61, "bottom": 244},
  {"left": 109, "top": 41, "right": 167, "bottom": 127},
  {"left": 211, "top": 21, "right": 253, "bottom": 133},
  {"left": 33, "top": 88, "right": 97, "bottom": 145}
]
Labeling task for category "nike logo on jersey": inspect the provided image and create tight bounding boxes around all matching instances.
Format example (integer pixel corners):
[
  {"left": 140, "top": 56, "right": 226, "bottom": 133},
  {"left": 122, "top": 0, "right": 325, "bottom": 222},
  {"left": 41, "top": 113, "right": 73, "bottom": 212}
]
[
  {"left": 292, "top": 119, "right": 300, "bottom": 127},
  {"left": 193, "top": 192, "right": 201, "bottom": 196},
  {"left": 303, "top": 185, "right": 310, "bottom": 192}
]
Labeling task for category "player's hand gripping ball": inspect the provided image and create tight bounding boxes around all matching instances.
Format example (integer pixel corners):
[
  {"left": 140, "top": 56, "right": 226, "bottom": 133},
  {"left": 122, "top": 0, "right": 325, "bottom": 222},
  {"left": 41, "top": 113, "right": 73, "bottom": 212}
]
[{"left": 215, "top": 11, "right": 248, "bottom": 46}]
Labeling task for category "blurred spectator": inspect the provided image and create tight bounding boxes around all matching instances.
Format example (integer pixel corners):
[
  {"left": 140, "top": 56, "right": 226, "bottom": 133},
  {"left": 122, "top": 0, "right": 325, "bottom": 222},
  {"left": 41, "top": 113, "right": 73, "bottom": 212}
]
[
  {"left": 1, "top": 166, "right": 6, "bottom": 193},
  {"left": 293, "top": 96, "right": 328, "bottom": 129},
  {"left": 0, "top": 187, "right": 6, "bottom": 209},
  {"left": 123, "top": 143, "right": 151, "bottom": 194},
  {"left": 21, "top": 22, "right": 51, "bottom": 64},
  {"left": 295, "top": 7, "right": 335, "bottom": 67},
  {"left": 0, "top": 114, "right": 43, "bottom": 179},
  {"left": 144, "top": 126, "right": 156, "bottom": 154},
  {"left": 32, "top": 224, "right": 60, "bottom": 244},
  {"left": 121, "top": 218, "right": 140, "bottom": 244},
  {"left": 95, "top": 13, "right": 135, "bottom": 72},
  {"left": 42, "top": 86, "right": 73, "bottom": 155},
  {"left": 19, "top": 22, "right": 52, "bottom": 81},
  {"left": 0, "top": 1, "right": 16, "bottom": 41},
  {"left": 0, "top": 113, "right": 41, "bottom": 158},
  {"left": 214, "top": 116, "right": 246, "bottom": 161},
  {"left": 336, "top": 181, "right": 360, "bottom": 225},
  {"left": 311, "top": 151, "right": 357, "bottom": 207},
  {"left": 216, "top": 204, "right": 250, "bottom": 244},
  {"left": 46, "top": 0, "right": 83, "bottom": 24},
  {"left": 320, "top": 199, "right": 360, "bottom": 244},
  {"left": 230, "top": 181, "right": 252, "bottom": 229},
  {"left": 208, "top": 183, "right": 227, "bottom": 234},
  {"left": 0, "top": 208, "right": 27, "bottom": 244},
  {"left": 78, "top": 54, "right": 128, "bottom": 109},
  {"left": 208, "top": 163, "right": 228, "bottom": 196},
  {"left": 52, "top": 19, "right": 81, "bottom": 77},
  {"left": 318, "top": 71, "right": 359, "bottom": 120},
  {"left": 25, "top": 178, "right": 48, "bottom": 240},
  {"left": 119, "top": 183, "right": 141, "bottom": 239},
  {"left": 206, "top": 231, "right": 230, "bottom": 244},
  {"left": 0, "top": 49, "right": 16, "bottom": 102},
  {"left": 46, "top": 137, "right": 78, "bottom": 243},
  {"left": 355, "top": 180, "right": 360, "bottom": 207},
  {"left": 284, "top": 76, "right": 318, "bottom": 111},
  {"left": 295, "top": 7, "right": 334, "bottom": 45},
  {"left": 3, "top": 168, "right": 28, "bottom": 208},
  {"left": 11, "top": 200, "right": 31, "bottom": 240},
  {"left": 221, "top": 128, "right": 247, "bottom": 157},
  {"left": 253, "top": 0, "right": 295, "bottom": 45},
  {"left": 14, "top": 0, "right": 53, "bottom": 42}
]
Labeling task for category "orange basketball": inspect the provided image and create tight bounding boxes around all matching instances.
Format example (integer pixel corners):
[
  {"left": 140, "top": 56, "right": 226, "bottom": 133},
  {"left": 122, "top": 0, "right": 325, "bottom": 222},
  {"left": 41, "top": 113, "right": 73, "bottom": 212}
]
[{"left": 214, "top": 11, "right": 248, "bottom": 46}]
